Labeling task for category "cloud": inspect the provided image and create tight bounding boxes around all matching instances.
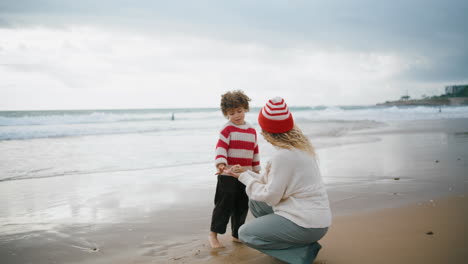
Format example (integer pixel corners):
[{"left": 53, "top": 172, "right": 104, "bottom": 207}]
[
  {"left": 397, "top": 52, "right": 468, "bottom": 83},
  {"left": 2, "top": 1, "right": 466, "bottom": 44},
  {"left": 0, "top": 25, "right": 425, "bottom": 109},
  {"left": 0, "top": 17, "right": 12, "bottom": 28},
  {"left": 0, "top": 1, "right": 467, "bottom": 109}
]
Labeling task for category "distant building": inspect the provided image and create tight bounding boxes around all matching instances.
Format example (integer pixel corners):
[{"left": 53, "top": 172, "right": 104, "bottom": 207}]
[{"left": 445, "top": 85, "right": 468, "bottom": 95}]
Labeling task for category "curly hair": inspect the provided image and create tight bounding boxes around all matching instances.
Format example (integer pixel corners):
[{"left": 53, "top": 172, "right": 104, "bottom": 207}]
[
  {"left": 220, "top": 90, "right": 251, "bottom": 116},
  {"left": 261, "top": 125, "right": 316, "bottom": 156}
]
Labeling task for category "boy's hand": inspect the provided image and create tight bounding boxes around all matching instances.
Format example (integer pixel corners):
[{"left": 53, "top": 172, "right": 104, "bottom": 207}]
[{"left": 215, "top": 163, "right": 226, "bottom": 175}]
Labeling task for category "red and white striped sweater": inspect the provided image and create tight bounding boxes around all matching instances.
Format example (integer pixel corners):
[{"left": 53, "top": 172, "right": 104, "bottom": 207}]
[{"left": 215, "top": 121, "right": 261, "bottom": 172}]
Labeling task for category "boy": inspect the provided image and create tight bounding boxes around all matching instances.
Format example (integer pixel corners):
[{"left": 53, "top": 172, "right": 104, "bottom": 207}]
[{"left": 209, "top": 90, "right": 261, "bottom": 248}]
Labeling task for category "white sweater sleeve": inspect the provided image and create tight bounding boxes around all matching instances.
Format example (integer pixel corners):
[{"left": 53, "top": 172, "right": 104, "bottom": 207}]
[{"left": 238, "top": 154, "right": 291, "bottom": 207}]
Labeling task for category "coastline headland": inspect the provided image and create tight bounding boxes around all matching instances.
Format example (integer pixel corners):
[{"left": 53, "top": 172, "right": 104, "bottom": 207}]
[{"left": 377, "top": 97, "right": 468, "bottom": 106}]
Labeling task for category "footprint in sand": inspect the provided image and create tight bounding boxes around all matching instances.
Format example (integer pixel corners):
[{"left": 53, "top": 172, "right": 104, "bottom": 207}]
[
  {"left": 45, "top": 231, "right": 100, "bottom": 253},
  {"left": 138, "top": 241, "right": 157, "bottom": 248},
  {"left": 142, "top": 248, "right": 168, "bottom": 257},
  {"left": 141, "top": 244, "right": 171, "bottom": 257}
]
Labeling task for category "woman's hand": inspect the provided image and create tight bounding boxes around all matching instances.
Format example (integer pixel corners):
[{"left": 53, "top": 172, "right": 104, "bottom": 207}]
[
  {"left": 223, "top": 167, "right": 241, "bottom": 178},
  {"left": 231, "top": 164, "right": 246, "bottom": 173}
]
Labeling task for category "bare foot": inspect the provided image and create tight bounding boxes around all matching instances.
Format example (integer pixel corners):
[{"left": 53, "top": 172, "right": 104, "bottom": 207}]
[
  {"left": 232, "top": 237, "right": 242, "bottom": 243},
  {"left": 209, "top": 232, "right": 224, "bottom": 248}
]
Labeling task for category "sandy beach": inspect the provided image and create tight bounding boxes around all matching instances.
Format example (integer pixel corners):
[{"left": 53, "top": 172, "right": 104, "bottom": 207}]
[
  {"left": 1, "top": 118, "right": 467, "bottom": 263},
  {"left": 317, "top": 194, "right": 468, "bottom": 264}
]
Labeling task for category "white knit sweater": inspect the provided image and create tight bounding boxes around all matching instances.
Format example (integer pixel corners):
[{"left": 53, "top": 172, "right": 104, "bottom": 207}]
[{"left": 238, "top": 148, "right": 332, "bottom": 228}]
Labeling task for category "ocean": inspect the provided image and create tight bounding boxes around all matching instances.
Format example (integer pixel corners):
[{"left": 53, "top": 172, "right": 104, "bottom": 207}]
[
  {"left": 1, "top": 105, "right": 468, "bottom": 241},
  {"left": 1, "top": 105, "right": 468, "bottom": 183}
]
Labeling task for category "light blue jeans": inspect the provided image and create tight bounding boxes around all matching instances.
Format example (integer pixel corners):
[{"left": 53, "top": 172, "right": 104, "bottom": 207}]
[{"left": 239, "top": 200, "right": 328, "bottom": 264}]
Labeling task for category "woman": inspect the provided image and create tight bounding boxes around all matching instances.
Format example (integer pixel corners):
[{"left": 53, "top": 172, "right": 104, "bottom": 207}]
[{"left": 223, "top": 97, "right": 332, "bottom": 264}]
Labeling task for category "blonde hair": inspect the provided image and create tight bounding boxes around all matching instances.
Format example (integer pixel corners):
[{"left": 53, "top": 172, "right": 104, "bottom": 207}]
[{"left": 261, "top": 125, "right": 316, "bottom": 156}]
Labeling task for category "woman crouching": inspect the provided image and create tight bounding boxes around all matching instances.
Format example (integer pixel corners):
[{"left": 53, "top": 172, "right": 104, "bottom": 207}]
[{"left": 223, "top": 97, "right": 332, "bottom": 264}]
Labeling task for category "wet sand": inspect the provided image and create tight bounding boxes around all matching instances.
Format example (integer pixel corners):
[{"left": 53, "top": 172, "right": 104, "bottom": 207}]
[
  {"left": 123, "top": 194, "right": 468, "bottom": 264},
  {"left": 2, "top": 191, "right": 465, "bottom": 264},
  {"left": 1, "top": 119, "right": 467, "bottom": 263}
]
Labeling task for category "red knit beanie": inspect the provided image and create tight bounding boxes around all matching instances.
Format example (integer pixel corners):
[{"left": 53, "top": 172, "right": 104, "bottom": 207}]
[{"left": 258, "top": 97, "right": 294, "bottom": 133}]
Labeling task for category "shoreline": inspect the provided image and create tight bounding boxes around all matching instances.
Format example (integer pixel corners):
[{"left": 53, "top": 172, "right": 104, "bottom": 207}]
[
  {"left": 3, "top": 194, "right": 464, "bottom": 264},
  {"left": 1, "top": 118, "right": 467, "bottom": 263}
]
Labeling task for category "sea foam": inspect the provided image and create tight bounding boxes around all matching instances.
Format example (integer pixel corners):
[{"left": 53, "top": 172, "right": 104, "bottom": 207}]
[{"left": 1, "top": 106, "right": 467, "bottom": 140}]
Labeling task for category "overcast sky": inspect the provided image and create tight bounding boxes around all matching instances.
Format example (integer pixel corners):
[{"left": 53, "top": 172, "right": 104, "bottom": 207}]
[{"left": 1, "top": 0, "right": 467, "bottom": 110}]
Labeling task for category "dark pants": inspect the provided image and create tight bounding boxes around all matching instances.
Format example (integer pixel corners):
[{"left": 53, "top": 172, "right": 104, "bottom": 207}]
[{"left": 210, "top": 175, "right": 249, "bottom": 238}]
